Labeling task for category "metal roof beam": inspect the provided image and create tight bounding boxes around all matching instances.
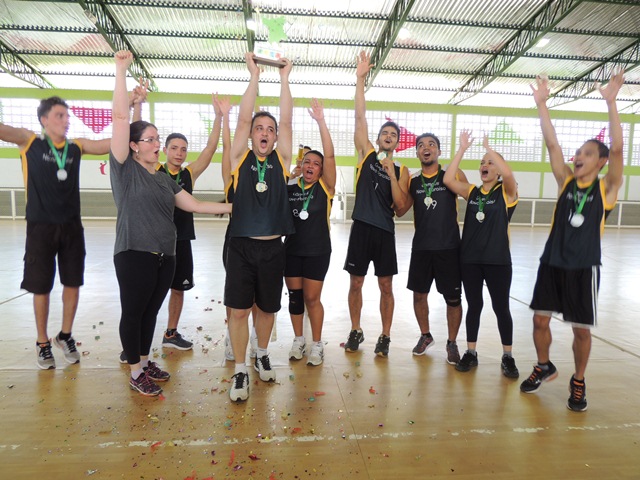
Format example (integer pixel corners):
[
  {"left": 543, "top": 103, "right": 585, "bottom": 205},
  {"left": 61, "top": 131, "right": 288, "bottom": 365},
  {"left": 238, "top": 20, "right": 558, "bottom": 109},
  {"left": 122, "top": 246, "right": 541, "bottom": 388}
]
[
  {"left": 547, "top": 38, "right": 640, "bottom": 108},
  {"left": 0, "top": 40, "right": 53, "bottom": 88},
  {"left": 242, "top": 0, "right": 255, "bottom": 54},
  {"left": 448, "top": 0, "right": 585, "bottom": 105},
  {"left": 366, "top": 0, "right": 417, "bottom": 90},
  {"left": 76, "top": 0, "right": 157, "bottom": 90}
]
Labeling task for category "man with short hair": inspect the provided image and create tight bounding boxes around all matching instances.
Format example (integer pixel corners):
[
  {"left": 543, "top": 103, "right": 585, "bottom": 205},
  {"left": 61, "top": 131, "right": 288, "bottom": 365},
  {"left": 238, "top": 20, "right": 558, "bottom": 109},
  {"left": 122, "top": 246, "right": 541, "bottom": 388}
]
[
  {"left": 343, "top": 51, "right": 409, "bottom": 357},
  {"left": 0, "top": 96, "right": 110, "bottom": 369},
  {"left": 225, "top": 53, "right": 295, "bottom": 402},
  {"left": 395, "top": 133, "right": 465, "bottom": 364}
]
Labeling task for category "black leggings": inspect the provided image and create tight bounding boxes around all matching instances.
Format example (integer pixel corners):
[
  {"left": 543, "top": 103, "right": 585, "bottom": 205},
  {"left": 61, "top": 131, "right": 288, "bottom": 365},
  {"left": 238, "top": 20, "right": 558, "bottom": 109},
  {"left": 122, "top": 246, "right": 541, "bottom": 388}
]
[
  {"left": 114, "top": 251, "right": 176, "bottom": 364},
  {"left": 461, "top": 263, "right": 513, "bottom": 346}
]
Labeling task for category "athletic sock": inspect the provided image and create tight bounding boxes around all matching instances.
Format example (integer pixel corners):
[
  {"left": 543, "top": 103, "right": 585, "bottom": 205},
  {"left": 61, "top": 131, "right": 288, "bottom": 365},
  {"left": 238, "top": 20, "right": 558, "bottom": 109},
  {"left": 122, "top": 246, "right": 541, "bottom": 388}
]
[
  {"left": 131, "top": 368, "right": 144, "bottom": 379},
  {"left": 256, "top": 347, "right": 268, "bottom": 358},
  {"left": 537, "top": 362, "right": 550, "bottom": 371},
  {"left": 234, "top": 363, "right": 248, "bottom": 375},
  {"left": 58, "top": 331, "right": 71, "bottom": 341},
  {"left": 165, "top": 329, "right": 177, "bottom": 336},
  {"left": 503, "top": 351, "right": 513, "bottom": 358},
  {"left": 467, "top": 349, "right": 477, "bottom": 356}
]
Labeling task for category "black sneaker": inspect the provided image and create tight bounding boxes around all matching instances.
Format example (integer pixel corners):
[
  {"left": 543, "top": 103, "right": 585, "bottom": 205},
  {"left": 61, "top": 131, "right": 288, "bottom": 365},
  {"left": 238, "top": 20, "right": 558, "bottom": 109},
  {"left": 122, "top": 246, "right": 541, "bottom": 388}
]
[
  {"left": 118, "top": 351, "right": 127, "bottom": 364},
  {"left": 455, "top": 351, "right": 478, "bottom": 372},
  {"left": 162, "top": 331, "right": 193, "bottom": 350},
  {"left": 501, "top": 354, "right": 520, "bottom": 378},
  {"left": 344, "top": 329, "right": 364, "bottom": 352},
  {"left": 144, "top": 361, "right": 171, "bottom": 382},
  {"left": 412, "top": 334, "right": 434, "bottom": 356},
  {"left": 374, "top": 334, "right": 390, "bottom": 357},
  {"left": 567, "top": 376, "right": 588, "bottom": 412},
  {"left": 520, "top": 362, "right": 558, "bottom": 393},
  {"left": 129, "top": 371, "right": 162, "bottom": 397}
]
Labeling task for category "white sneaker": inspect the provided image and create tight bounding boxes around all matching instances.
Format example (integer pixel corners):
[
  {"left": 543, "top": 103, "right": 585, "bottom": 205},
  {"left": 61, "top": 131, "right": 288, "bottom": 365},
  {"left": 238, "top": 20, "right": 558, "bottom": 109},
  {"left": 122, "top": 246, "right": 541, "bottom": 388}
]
[
  {"left": 289, "top": 337, "right": 306, "bottom": 361},
  {"left": 53, "top": 334, "right": 80, "bottom": 364},
  {"left": 307, "top": 342, "right": 324, "bottom": 366},
  {"left": 229, "top": 372, "right": 249, "bottom": 402},
  {"left": 224, "top": 334, "right": 235, "bottom": 361},
  {"left": 249, "top": 332, "right": 258, "bottom": 359},
  {"left": 254, "top": 354, "right": 276, "bottom": 382}
]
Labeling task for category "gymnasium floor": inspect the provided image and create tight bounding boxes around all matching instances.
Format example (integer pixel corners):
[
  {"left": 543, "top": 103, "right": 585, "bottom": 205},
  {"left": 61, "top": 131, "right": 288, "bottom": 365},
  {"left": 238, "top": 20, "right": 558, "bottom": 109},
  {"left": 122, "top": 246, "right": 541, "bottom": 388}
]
[{"left": 0, "top": 219, "right": 639, "bottom": 479}]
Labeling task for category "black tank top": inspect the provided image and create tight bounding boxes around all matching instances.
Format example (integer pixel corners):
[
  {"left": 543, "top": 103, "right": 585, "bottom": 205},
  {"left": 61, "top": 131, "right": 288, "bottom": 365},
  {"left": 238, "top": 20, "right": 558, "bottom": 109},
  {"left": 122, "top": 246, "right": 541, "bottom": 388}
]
[
  {"left": 460, "top": 183, "right": 517, "bottom": 265},
  {"left": 157, "top": 164, "right": 195, "bottom": 241},
  {"left": 21, "top": 134, "right": 83, "bottom": 224},
  {"left": 541, "top": 177, "right": 611, "bottom": 268},
  {"left": 285, "top": 178, "right": 332, "bottom": 256},
  {"left": 228, "top": 149, "right": 295, "bottom": 238},
  {"left": 409, "top": 166, "right": 460, "bottom": 251},
  {"left": 352, "top": 149, "right": 405, "bottom": 233}
]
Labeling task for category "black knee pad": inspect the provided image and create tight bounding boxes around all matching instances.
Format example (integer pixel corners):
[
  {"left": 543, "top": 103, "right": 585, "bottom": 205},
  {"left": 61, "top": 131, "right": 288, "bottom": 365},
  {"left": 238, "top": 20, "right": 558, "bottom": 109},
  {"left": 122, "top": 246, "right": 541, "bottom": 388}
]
[
  {"left": 288, "top": 289, "right": 304, "bottom": 315},
  {"left": 445, "top": 295, "right": 462, "bottom": 307}
]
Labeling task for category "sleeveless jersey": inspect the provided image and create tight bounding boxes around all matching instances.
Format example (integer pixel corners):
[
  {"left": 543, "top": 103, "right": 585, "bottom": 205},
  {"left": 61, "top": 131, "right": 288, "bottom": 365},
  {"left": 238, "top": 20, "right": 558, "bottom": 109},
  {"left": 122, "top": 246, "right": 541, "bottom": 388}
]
[
  {"left": 20, "top": 134, "right": 83, "bottom": 223},
  {"left": 228, "top": 149, "right": 295, "bottom": 237},
  {"left": 460, "top": 183, "right": 517, "bottom": 265},
  {"left": 285, "top": 177, "right": 333, "bottom": 256},
  {"left": 540, "top": 177, "right": 612, "bottom": 269},
  {"left": 157, "top": 163, "right": 195, "bottom": 241},
  {"left": 409, "top": 166, "right": 460, "bottom": 251},
  {"left": 352, "top": 149, "right": 405, "bottom": 233}
]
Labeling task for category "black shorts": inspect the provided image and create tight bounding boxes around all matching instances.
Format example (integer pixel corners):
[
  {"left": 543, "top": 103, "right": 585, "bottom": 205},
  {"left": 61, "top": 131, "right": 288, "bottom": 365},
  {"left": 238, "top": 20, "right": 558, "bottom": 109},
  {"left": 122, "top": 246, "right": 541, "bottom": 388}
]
[
  {"left": 407, "top": 248, "right": 461, "bottom": 299},
  {"left": 171, "top": 239, "right": 194, "bottom": 291},
  {"left": 21, "top": 220, "right": 86, "bottom": 294},
  {"left": 344, "top": 220, "right": 397, "bottom": 277},
  {"left": 530, "top": 263, "right": 600, "bottom": 327},
  {"left": 222, "top": 225, "right": 230, "bottom": 269},
  {"left": 224, "top": 237, "right": 285, "bottom": 313},
  {"left": 284, "top": 253, "right": 331, "bottom": 282}
]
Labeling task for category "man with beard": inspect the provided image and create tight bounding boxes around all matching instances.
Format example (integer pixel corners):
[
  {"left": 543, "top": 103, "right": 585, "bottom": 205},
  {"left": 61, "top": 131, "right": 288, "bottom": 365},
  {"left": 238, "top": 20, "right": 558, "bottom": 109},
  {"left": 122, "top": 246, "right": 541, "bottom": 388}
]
[
  {"left": 396, "top": 133, "right": 466, "bottom": 364},
  {"left": 343, "top": 51, "right": 409, "bottom": 357}
]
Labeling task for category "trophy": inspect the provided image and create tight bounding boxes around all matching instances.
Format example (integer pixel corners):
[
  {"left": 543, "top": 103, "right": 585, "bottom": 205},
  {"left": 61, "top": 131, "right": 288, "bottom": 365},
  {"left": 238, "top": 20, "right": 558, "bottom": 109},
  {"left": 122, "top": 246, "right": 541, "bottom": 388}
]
[{"left": 253, "top": 43, "right": 286, "bottom": 68}]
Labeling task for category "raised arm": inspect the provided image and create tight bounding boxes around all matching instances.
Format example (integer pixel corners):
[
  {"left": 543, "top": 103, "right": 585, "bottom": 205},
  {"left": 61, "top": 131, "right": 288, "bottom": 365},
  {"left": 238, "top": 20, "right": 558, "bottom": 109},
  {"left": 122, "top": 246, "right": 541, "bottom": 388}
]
[
  {"left": 230, "top": 53, "right": 260, "bottom": 170},
  {"left": 308, "top": 99, "right": 336, "bottom": 194},
  {"left": 216, "top": 96, "right": 233, "bottom": 187},
  {"left": 111, "top": 50, "right": 134, "bottom": 163},
  {"left": 130, "top": 77, "right": 148, "bottom": 123},
  {"left": 531, "top": 75, "right": 571, "bottom": 188},
  {"left": 0, "top": 122, "right": 33, "bottom": 150},
  {"left": 443, "top": 130, "right": 474, "bottom": 201},
  {"left": 354, "top": 51, "right": 375, "bottom": 159},
  {"left": 190, "top": 93, "right": 223, "bottom": 182},
  {"left": 599, "top": 70, "right": 625, "bottom": 205},
  {"left": 483, "top": 136, "right": 517, "bottom": 203},
  {"left": 278, "top": 58, "right": 293, "bottom": 171}
]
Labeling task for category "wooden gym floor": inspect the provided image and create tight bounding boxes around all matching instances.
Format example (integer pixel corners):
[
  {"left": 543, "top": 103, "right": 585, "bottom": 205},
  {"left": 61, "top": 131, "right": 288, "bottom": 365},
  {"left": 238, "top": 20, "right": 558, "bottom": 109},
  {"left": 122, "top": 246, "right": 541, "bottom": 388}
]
[{"left": 0, "top": 219, "right": 639, "bottom": 479}]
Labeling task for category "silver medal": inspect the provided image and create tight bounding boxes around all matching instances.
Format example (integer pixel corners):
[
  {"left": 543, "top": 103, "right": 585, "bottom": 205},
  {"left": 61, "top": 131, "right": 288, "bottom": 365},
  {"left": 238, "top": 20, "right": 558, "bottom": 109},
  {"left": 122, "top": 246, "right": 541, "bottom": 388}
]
[
  {"left": 424, "top": 197, "right": 433, "bottom": 207},
  {"left": 569, "top": 212, "right": 584, "bottom": 228},
  {"left": 377, "top": 152, "right": 387, "bottom": 161},
  {"left": 57, "top": 169, "right": 68, "bottom": 181},
  {"left": 255, "top": 181, "right": 268, "bottom": 193},
  {"left": 476, "top": 211, "right": 485, "bottom": 223},
  {"left": 299, "top": 210, "right": 309, "bottom": 220}
]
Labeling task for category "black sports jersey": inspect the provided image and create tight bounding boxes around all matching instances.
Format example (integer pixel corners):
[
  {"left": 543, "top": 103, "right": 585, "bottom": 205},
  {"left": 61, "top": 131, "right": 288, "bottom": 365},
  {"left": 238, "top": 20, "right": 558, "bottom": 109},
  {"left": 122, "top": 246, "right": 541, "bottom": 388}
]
[
  {"left": 285, "top": 178, "right": 333, "bottom": 256},
  {"left": 352, "top": 149, "right": 405, "bottom": 234},
  {"left": 460, "top": 183, "right": 517, "bottom": 265},
  {"left": 20, "top": 134, "right": 83, "bottom": 224},
  {"left": 228, "top": 149, "right": 294, "bottom": 238},
  {"left": 409, "top": 166, "right": 460, "bottom": 251},
  {"left": 157, "top": 163, "right": 195, "bottom": 241},
  {"left": 540, "top": 177, "right": 612, "bottom": 269},
  {"left": 224, "top": 176, "right": 235, "bottom": 204}
]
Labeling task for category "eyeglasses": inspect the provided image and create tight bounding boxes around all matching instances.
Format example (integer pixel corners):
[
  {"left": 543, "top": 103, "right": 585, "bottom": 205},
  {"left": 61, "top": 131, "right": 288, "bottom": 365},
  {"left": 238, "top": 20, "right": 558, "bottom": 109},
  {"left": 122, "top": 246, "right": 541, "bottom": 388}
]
[{"left": 138, "top": 136, "right": 162, "bottom": 144}]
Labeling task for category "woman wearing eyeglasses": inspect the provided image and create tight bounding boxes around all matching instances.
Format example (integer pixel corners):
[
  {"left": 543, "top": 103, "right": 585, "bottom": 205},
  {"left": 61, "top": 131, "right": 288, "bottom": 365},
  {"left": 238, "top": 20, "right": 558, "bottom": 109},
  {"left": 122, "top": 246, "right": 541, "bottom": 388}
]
[{"left": 110, "top": 50, "right": 232, "bottom": 396}]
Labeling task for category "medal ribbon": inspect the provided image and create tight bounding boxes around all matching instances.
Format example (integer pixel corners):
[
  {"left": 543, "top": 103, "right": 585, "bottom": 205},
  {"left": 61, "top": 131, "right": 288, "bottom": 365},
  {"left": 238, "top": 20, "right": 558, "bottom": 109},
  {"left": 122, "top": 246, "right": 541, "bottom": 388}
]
[
  {"left": 45, "top": 135, "right": 68, "bottom": 172},
  {"left": 477, "top": 183, "right": 500, "bottom": 213},
  {"left": 256, "top": 157, "right": 268, "bottom": 184},
  {"left": 572, "top": 180, "right": 597, "bottom": 216},
  {"left": 300, "top": 178, "right": 317, "bottom": 212},
  {"left": 419, "top": 165, "right": 441, "bottom": 201}
]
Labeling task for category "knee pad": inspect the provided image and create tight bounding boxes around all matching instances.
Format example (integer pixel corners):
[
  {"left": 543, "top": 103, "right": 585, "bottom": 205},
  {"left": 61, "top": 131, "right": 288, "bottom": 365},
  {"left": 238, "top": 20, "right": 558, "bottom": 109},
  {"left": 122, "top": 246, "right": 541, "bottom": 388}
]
[
  {"left": 445, "top": 295, "right": 462, "bottom": 307},
  {"left": 288, "top": 289, "right": 304, "bottom": 315}
]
